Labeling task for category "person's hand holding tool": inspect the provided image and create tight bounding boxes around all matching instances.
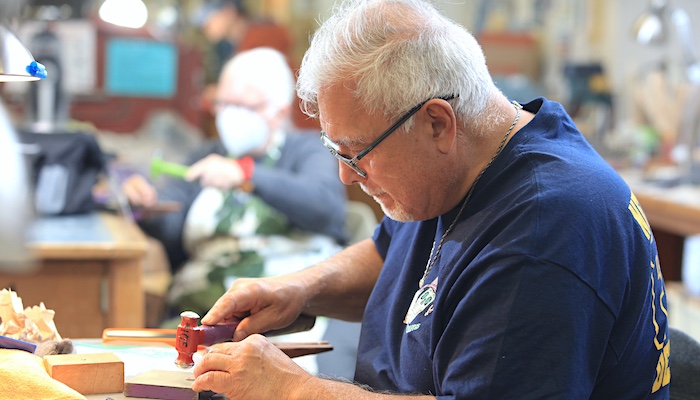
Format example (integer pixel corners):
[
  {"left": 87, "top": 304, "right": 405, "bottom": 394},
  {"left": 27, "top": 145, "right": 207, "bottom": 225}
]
[
  {"left": 173, "top": 311, "right": 317, "bottom": 369},
  {"left": 185, "top": 154, "right": 254, "bottom": 191},
  {"left": 201, "top": 275, "right": 310, "bottom": 343}
]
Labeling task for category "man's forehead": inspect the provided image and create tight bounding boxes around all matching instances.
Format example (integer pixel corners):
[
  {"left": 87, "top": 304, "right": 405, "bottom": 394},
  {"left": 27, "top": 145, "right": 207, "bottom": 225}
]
[
  {"left": 318, "top": 84, "right": 355, "bottom": 114},
  {"left": 318, "top": 84, "right": 373, "bottom": 145},
  {"left": 319, "top": 113, "right": 365, "bottom": 147}
]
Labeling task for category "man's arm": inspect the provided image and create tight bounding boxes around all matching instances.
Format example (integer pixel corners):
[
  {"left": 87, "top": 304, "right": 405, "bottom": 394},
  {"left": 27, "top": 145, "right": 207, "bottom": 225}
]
[
  {"left": 295, "top": 377, "right": 436, "bottom": 400},
  {"left": 192, "top": 334, "right": 436, "bottom": 400},
  {"left": 297, "top": 238, "right": 383, "bottom": 320},
  {"left": 202, "top": 238, "right": 383, "bottom": 332},
  {"left": 192, "top": 335, "right": 435, "bottom": 400}
]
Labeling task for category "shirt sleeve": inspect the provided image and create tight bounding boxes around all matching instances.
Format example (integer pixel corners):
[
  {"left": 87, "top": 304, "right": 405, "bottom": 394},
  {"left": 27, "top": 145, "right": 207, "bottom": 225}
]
[{"left": 372, "top": 216, "right": 397, "bottom": 260}]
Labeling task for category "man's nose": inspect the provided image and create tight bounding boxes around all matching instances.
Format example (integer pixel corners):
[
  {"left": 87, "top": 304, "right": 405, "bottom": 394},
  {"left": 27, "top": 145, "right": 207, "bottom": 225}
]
[{"left": 338, "top": 162, "right": 362, "bottom": 186}]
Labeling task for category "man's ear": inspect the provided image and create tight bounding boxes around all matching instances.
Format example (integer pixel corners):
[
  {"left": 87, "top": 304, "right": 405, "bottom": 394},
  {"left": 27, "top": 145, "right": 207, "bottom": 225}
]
[{"left": 425, "top": 99, "right": 456, "bottom": 154}]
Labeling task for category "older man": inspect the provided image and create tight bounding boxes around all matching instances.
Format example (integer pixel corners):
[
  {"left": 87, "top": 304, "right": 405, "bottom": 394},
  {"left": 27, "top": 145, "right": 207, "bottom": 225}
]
[{"left": 191, "top": 1, "right": 670, "bottom": 399}]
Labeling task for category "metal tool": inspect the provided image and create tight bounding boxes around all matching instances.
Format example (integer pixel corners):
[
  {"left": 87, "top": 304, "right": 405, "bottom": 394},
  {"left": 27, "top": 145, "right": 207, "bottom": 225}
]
[
  {"left": 103, "top": 311, "right": 321, "bottom": 368},
  {"left": 174, "top": 311, "right": 238, "bottom": 368},
  {"left": 174, "top": 311, "right": 317, "bottom": 369}
]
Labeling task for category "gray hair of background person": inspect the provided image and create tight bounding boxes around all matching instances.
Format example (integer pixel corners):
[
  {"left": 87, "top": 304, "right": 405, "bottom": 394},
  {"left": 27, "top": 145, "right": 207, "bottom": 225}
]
[
  {"left": 222, "top": 47, "right": 295, "bottom": 113},
  {"left": 296, "top": 0, "right": 503, "bottom": 132}
]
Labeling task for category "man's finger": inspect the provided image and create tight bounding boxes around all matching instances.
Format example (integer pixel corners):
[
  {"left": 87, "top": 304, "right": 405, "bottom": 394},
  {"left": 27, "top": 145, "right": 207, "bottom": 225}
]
[
  {"left": 201, "top": 293, "right": 237, "bottom": 325},
  {"left": 184, "top": 162, "right": 203, "bottom": 182},
  {"left": 194, "top": 351, "right": 232, "bottom": 375},
  {"left": 201, "top": 284, "right": 259, "bottom": 325},
  {"left": 191, "top": 369, "right": 230, "bottom": 394}
]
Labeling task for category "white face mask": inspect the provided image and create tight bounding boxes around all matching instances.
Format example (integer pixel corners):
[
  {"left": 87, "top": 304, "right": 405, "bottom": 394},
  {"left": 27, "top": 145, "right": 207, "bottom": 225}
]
[{"left": 215, "top": 106, "right": 270, "bottom": 158}]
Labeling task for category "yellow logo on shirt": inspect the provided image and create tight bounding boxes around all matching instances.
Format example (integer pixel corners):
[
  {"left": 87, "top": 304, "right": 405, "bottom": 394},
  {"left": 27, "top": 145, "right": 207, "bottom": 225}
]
[
  {"left": 630, "top": 193, "right": 670, "bottom": 392},
  {"left": 650, "top": 254, "right": 670, "bottom": 392},
  {"left": 629, "top": 193, "right": 651, "bottom": 241}
]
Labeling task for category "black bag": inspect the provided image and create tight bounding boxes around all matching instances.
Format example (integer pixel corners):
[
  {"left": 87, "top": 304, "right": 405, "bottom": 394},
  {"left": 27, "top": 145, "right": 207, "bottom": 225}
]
[{"left": 18, "top": 131, "right": 106, "bottom": 215}]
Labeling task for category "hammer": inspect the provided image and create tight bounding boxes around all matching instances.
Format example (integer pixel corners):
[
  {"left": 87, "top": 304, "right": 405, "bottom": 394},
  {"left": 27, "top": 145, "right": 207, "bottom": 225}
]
[{"left": 175, "top": 311, "right": 317, "bottom": 368}]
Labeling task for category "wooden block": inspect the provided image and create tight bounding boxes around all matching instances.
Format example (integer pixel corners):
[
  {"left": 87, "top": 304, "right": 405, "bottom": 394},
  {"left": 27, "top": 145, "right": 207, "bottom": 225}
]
[
  {"left": 124, "top": 369, "right": 214, "bottom": 400},
  {"left": 43, "top": 352, "right": 124, "bottom": 395}
]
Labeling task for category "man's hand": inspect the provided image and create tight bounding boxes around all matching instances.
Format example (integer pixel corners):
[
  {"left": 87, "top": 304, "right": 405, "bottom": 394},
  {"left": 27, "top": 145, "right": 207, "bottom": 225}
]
[
  {"left": 192, "top": 335, "right": 437, "bottom": 400},
  {"left": 122, "top": 174, "right": 158, "bottom": 208},
  {"left": 185, "top": 154, "right": 247, "bottom": 190},
  {"left": 192, "top": 335, "right": 313, "bottom": 400},
  {"left": 201, "top": 275, "right": 310, "bottom": 342}
]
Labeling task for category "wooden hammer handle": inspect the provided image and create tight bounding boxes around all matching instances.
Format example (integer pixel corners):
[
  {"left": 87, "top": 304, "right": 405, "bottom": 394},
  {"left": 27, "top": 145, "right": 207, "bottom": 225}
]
[
  {"left": 200, "top": 313, "right": 317, "bottom": 344},
  {"left": 264, "top": 314, "right": 317, "bottom": 337}
]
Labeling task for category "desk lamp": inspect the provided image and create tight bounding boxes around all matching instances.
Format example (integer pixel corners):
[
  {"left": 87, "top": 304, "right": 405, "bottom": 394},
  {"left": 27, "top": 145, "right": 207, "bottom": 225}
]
[
  {"left": 632, "top": 0, "right": 669, "bottom": 46},
  {"left": 0, "top": 24, "right": 46, "bottom": 82},
  {"left": 0, "top": 98, "right": 37, "bottom": 273},
  {"left": 0, "top": 7, "right": 46, "bottom": 272},
  {"left": 0, "top": 0, "right": 45, "bottom": 82}
]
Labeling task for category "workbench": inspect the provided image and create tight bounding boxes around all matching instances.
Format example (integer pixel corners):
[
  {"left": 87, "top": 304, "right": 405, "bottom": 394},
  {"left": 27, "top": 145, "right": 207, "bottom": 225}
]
[
  {"left": 0, "top": 212, "right": 148, "bottom": 339},
  {"left": 621, "top": 170, "right": 700, "bottom": 340},
  {"left": 620, "top": 170, "right": 700, "bottom": 281}
]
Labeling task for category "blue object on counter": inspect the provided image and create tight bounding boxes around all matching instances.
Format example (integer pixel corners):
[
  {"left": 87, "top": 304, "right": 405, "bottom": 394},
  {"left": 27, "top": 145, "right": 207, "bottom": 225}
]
[{"left": 0, "top": 335, "right": 37, "bottom": 353}]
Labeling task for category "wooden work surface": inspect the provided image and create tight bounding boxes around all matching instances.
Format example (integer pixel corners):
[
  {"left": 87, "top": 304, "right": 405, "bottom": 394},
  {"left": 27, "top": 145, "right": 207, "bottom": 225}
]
[
  {"left": 620, "top": 170, "right": 700, "bottom": 281},
  {"left": 0, "top": 212, "right": 148, "bottom": 338},
  {"left": 621, "top": 171, "right": 700, "bottom": 236},
  {"left": 27, "top": 212, "right": 148, "bottom": 259},
  {"left": 75, "top": 338, "right": 330, "bottom": 400}
]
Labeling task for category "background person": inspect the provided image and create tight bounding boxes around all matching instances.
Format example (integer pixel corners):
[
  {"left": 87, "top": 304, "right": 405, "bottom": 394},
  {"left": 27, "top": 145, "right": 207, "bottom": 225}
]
[
  {"left": 121, "top": 47, "right": 347, "bottom": 318},
  {"left": 194, "top": 0, "right": 316, "bottom": 136},
  {"left": 195, "top": 0, "right": 293, "bottom": 87},
  {"left": 190, "top": 0, "right": 670, "bottom": 399}
]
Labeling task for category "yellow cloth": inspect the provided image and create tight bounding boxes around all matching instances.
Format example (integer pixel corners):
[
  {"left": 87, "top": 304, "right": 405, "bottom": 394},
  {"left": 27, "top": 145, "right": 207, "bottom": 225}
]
[{"left": 0, "top": 349, "right": 86, "bottom": 400}]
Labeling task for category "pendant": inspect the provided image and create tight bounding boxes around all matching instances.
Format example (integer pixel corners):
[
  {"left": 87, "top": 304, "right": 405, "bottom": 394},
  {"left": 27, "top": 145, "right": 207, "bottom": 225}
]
[{"left": 403, "top": 283, "right": 436, "bottom": 325}]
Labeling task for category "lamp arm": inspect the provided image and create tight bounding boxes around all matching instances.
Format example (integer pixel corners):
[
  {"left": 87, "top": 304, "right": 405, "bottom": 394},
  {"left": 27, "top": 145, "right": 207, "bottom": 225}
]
[{"left": 671, "top": 8, "right": 700, "bottom": 71}]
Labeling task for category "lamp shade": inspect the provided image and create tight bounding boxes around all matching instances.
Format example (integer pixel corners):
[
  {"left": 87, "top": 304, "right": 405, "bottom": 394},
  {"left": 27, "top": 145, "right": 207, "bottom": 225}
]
[
  {"left": 0, "top": 99, "right": 35, "bottom": 272},
  {"left": 0, "top": 24, "right": 45, "bottom": 82},
  {"left": 632, "top": 0, "right": 668, "bottom": 46}
]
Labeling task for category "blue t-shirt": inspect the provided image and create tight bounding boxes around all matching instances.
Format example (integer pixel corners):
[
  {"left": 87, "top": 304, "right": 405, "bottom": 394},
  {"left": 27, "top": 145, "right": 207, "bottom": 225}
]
[{"left": 357, "top": 98, "right": 670, "bottom": 399}]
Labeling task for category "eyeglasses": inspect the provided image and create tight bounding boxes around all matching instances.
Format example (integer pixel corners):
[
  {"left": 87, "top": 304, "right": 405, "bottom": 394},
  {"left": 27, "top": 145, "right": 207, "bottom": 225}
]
[{"left": 320, "top": 94, "right": 457, "bottom": 178}]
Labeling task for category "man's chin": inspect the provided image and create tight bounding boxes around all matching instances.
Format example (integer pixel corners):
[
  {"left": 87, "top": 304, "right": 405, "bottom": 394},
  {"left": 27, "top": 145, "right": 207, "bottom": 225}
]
[
  {"left": 377, "top": 199, "right": 415, "bottom": 222},
  {"left": 385, "top": 212, "right": 415, "bottom": 222},
  {"left": 360, "top": 186, "right": 415, "bottom": 222}
]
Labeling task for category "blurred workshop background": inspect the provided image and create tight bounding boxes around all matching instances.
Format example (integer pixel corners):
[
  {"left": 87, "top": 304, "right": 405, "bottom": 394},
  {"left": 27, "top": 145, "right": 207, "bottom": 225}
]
[{"left": 1, "top": 0, "right": 700, "bottom": 379}]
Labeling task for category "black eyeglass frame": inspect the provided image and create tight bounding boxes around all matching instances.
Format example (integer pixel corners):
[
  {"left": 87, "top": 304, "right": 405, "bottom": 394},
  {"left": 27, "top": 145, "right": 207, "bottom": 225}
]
[{"left": 320, "top": 94, "right": 457, "bottom": 178}]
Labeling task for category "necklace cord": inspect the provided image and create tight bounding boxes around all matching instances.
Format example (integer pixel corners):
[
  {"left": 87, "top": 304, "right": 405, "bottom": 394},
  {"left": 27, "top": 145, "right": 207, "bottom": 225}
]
[{"left": 419, "top": 101, "right": 523, "bottom": 287}]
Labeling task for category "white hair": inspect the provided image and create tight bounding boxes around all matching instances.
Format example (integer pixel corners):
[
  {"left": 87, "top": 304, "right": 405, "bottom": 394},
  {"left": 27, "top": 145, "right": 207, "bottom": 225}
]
[
  {"left": 296, "top": 0, "right": 502, "bottom": 129},
  {"left": 222, "top": 47, "right": 295, "bottom": 111}
]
